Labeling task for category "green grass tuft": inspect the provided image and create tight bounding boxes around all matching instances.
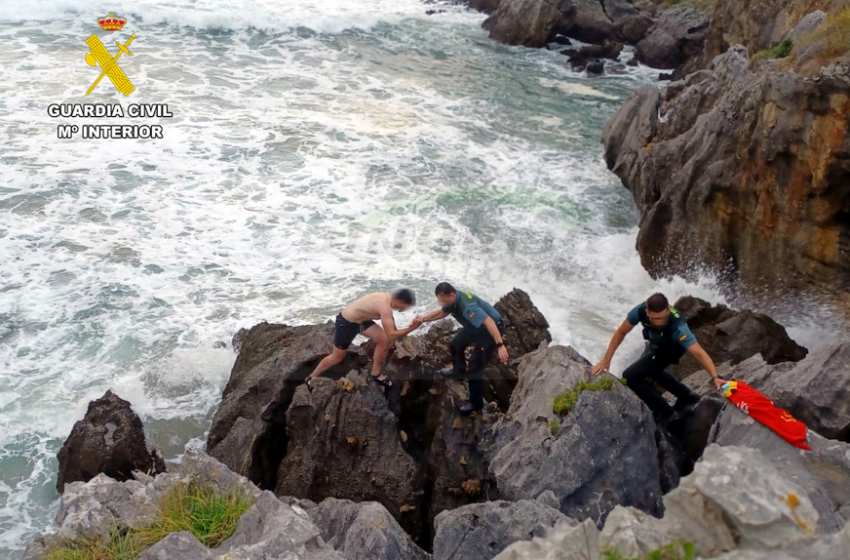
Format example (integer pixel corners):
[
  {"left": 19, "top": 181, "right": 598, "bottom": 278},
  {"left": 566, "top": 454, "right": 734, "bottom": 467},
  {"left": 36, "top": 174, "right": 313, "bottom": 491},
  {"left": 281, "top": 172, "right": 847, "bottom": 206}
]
[
  {"left": 603, "top": 540, "right": 696, "bottom": 560},
  {"left": 549, "top": 419, "right": 561, "bottom": 435},
  {"left": 552, "top": 376, "right": 616, "bottom": 415},
  {"left": 755, "top": 37, "right": 794, "bottom": 59},
  {"left": 45, "top": 477, "right": 254, "bottom": 560}
]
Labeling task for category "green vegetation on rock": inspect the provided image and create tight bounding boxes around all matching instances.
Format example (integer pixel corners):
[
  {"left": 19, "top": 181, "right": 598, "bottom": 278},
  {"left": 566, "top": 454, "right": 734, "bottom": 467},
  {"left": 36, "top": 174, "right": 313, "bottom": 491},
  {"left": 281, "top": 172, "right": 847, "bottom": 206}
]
[
  {"left": 792, "top": 7, "right": 850, "bottom": 65},
  {"left": 552, "top": 376, "right": 616, "bottom": 415},
  {"left": 549, "top": 419, "right": 561, "bottom": 435},
  {"left": 46, "top": 477, "right": 254, "bottom": 560},
  {"left": 603, "top": 539, "right": 696, "bottom": 560},
  {"left": 755, "top": 37, "right": 794, "bottom": 59}
]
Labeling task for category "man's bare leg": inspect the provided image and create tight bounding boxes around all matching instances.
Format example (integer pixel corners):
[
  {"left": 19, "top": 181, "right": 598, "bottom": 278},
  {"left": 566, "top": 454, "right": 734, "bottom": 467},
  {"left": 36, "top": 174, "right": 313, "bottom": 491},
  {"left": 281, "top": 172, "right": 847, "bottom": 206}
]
[
  {"left": 362, "top": 324, "right": 392, "bottom": 386},
  {"left": 308, "top": 346, "right": 347, "bottom": 380}
]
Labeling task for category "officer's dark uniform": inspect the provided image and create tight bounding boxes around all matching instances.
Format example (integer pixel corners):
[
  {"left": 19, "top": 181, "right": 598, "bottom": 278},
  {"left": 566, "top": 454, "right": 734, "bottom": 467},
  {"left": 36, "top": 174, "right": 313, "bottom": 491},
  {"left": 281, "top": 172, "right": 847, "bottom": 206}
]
[
  {"left": 442, "top": 291, "right": 504, "bottom": 409},
  {"left": 622, "top": 303, "right": 700, "bottom": 416}
]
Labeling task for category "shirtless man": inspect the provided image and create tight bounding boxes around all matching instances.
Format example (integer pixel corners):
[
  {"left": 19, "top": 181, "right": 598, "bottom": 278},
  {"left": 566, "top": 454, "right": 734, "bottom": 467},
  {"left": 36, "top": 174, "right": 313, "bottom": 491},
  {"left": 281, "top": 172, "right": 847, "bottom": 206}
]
[{"left": 305, "top": 288, "right": 422, "bottom": 392}]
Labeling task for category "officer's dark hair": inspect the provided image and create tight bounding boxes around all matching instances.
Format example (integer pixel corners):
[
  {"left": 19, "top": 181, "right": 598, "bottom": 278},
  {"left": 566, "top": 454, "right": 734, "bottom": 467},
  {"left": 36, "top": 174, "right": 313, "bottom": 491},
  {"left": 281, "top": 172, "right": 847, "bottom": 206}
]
[
  {"left": 392, "top": 288, "right": 416, "bottom": 306},
  {"left": 435, "top": 282, "right": 456, "bottom": 296},
  {"left": 646, "top": 293, "right": 669, "bottom": 313}
]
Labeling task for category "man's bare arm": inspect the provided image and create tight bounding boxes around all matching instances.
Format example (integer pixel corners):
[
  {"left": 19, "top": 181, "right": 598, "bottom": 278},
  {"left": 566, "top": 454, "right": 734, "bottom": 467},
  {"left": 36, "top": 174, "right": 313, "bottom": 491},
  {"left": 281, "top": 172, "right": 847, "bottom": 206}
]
[
  {"left": 591, "top": 319, "right": 634, "bottom": 375},
  {"left": 380, "top": 307, "right": 418, "bottom": 341}
]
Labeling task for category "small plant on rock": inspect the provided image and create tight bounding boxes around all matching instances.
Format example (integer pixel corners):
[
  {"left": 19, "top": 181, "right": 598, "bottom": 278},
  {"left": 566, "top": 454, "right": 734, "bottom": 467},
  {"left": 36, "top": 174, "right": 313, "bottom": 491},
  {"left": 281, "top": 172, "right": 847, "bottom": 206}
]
[{"left": 552, "top": 376, "right": 616, "bottom": 415}]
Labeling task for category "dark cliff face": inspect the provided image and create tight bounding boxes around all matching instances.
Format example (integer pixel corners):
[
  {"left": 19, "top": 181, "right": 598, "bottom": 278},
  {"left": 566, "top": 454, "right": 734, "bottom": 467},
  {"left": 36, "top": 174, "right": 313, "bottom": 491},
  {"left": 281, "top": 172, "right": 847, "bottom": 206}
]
[{"left": 602, "top": 46, "right": 850, "bottom": 300}]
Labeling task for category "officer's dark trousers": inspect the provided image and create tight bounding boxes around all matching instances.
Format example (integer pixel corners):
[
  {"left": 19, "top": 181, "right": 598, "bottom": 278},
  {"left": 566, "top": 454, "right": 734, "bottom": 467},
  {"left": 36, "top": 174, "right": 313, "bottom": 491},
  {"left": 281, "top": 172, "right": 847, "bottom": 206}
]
[
  {"left": 622, "top": 343, "right": 695, "bottom": 415},
  {"left": 449, "top": 321, "right": 504, "bottom": 407}
]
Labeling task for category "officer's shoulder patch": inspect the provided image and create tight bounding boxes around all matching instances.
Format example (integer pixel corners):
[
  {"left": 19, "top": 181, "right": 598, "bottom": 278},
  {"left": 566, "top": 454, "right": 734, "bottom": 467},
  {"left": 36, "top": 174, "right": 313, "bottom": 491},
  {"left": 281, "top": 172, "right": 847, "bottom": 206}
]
[
  {"left": 669, "top": 306, "right": 680, "bottom": 318},
  {"left": 468, "top": 311, "right": 474, "bottom": 318},
  {"left": 679, "top": 334, "right": 687, "bottom": 340}
]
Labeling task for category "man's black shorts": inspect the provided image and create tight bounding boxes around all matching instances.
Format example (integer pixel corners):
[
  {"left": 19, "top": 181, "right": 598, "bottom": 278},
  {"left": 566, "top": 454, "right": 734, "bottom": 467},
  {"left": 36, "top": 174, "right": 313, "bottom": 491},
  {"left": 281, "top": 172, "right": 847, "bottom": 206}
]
[{"left": 333, "top": 313, "right": 376, "bottom": 350}]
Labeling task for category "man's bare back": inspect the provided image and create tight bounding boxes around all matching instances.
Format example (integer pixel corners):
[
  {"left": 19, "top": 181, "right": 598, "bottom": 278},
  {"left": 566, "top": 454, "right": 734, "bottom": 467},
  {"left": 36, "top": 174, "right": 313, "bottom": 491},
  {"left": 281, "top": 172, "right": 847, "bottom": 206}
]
[{"left": 341, "top": 292, "right": 392, "bottom": 324}]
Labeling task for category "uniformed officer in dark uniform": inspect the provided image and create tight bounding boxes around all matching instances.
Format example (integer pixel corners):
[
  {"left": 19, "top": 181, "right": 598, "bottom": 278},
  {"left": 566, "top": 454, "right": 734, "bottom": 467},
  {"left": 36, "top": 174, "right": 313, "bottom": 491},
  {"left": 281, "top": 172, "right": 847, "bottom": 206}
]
[
  {"left": 416, "top": 282, "right": 509, "bottom": 414},
  {"left": 591, "top": 293, "right": 725, "bottom": 422}
]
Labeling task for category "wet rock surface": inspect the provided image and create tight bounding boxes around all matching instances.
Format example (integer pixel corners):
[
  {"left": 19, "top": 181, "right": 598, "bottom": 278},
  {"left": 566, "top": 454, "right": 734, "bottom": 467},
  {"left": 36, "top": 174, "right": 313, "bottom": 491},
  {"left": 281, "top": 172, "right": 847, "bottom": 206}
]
[{"left": 56, "top": 390, "right": 165, "bottom": 493}]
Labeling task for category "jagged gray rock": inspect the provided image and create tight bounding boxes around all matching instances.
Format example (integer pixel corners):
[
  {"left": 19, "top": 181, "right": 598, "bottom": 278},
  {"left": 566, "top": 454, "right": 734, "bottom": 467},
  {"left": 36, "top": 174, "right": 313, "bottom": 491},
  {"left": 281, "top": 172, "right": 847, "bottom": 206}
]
[
  {"left": 708, "top": 403, "right": 850, "bottom": 533},
  {"left": 485, "top": 345, "right": 665, "bottom": 523},
  {"left": 138, "top": 532, "right": 214, "bottom": 560},
  {"left": 635, "top": 4, "right": 708, "bottom": 75},
  {"left": 307, "top": 498, "right": 431, "bottom": 560},
  {"left": 24, "top": 449, "right": 347, "bottom": 560},
  {"left": 491, "top": 518, "right": 600, "bottom": 560},
  {"left": 432, "top": 500, "right": 575, "bottom": 560},
  {"left": 207, "top": 322, "right": 369, "bottom": 489},
  {"left": 217, "top": 491, "right": 344, "bottom": 559},
  {"left": 275, "top": 371, "right": 423, "bottom": 540},
  {"left": 56, "top": 390, "right": 165, "bottom": 493}
]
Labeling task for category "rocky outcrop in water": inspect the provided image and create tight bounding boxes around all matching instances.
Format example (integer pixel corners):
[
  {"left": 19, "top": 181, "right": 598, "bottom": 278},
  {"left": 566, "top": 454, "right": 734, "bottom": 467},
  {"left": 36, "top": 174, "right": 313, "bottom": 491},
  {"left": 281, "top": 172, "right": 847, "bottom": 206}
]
[
  {"left": 56, "top": 390, "right": 165, "bottom": 493},
  {"left": 602, "top": 44, "right": 850, "bottom": 299},
  {"left": 207, "top": 288, "right": 550, "bottom": 548},
  {"left": 668, "top": 296, "right": 808, "bottom": 380},
  {"left": 482, "top": 0, "right": 658, "bottom": 48},
  {"left": 634, "top": 4, "right": 708, "bottom": 77}
]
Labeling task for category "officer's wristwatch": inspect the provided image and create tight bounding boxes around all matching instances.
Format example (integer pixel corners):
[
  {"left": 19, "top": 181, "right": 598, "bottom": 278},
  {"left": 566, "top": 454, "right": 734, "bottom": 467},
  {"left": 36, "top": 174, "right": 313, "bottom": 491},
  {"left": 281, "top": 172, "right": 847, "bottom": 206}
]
[{"left": 496, "top": 342, "right": 505, "bottom": 347}]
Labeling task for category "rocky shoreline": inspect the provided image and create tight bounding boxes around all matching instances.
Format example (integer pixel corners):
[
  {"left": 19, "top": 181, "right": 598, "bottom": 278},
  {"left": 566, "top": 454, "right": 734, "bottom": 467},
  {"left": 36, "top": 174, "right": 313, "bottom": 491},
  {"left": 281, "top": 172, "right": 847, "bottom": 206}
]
[
  {"left": 463, "top": 0, "right": 850, "bottom": 303},
  {"left": 25, "top": 289, "right": 850, "bottom": 559},
  {"left": 22, "top": 2, "right": 850, "bottom": 559}
]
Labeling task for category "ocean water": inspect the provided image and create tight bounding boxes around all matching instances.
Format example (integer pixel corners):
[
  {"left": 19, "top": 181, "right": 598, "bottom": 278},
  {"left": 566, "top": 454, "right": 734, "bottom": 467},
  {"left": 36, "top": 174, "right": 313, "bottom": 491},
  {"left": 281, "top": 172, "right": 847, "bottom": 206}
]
[{"left": 0, "top": 1, "right": 846, "bottom": 557}]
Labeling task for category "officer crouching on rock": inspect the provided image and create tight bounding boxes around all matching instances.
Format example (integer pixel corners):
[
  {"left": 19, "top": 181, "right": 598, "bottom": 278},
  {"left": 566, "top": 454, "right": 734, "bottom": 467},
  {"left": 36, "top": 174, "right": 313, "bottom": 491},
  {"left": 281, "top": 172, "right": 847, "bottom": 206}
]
[{"left": 591, "top": 293, "right": 726, "bottom": 424}]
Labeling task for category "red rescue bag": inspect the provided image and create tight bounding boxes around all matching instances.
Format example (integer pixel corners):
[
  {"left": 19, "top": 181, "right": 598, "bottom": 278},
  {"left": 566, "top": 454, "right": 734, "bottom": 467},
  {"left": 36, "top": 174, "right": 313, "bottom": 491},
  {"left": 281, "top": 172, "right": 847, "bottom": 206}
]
[{"left": 722, "top": 380, "right": 811, "bottom": 451}]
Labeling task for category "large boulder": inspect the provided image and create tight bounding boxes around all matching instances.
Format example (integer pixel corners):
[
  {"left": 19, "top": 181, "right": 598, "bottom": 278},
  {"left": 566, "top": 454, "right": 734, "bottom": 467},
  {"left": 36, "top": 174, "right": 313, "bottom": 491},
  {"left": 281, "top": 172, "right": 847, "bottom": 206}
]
[
  {"left": 56, "top": 390, "right": 165, "bottom": 493},
  {"left": 307, "top": 498, "right": 430, "bottom": 560},
  {"left": 600, "top": 444, "right": 822, "bottom": 556},
  {"left": 485, "top": 345, "right": 666, "bottom": 523},
  {"left": 708, "top": 403, "right": 850, "bottom": 532},
  {"left": 483, "top": 0, "right": 658, "bottom": 48},
  {"left": 601, "top": 45, "right": 850, "bottom": 299},
  {"left": 207, "top": 322, "right": 369, "bottom": 488},
  {"left": 274, "top": 372, "right": 424, "bottom": 541},
  {"left": 669, "top": 296, "right": 807, "bottom": 380},
  {"left": 718, "top": 343, "right": 850, "bottom": 441},
  {"left": 432, "top": 499, "right": 575, "bottom": 560},
  {"left": 635, "top": 4, "right": 709, "bottom": 75}
]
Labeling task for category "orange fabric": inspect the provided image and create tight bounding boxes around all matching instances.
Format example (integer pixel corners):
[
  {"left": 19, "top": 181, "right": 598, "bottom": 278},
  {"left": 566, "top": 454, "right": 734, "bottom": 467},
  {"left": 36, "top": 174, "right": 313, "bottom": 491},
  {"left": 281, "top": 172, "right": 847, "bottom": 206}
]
[{"left": 723, "top": 380, "right": 811, "bottom": 451}]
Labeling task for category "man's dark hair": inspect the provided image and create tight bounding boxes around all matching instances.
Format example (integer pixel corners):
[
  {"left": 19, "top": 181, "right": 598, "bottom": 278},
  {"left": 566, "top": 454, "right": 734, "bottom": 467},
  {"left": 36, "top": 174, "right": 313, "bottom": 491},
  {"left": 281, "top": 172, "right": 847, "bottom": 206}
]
[
  {"left": 646, "top": 293, "right": 669, "bottom": 313},
  {"left": 435, "top": 282, "right": 456, "bottom": 296},
  {"left": 392, "top": 288, "right": 416, "bottom": 306}
]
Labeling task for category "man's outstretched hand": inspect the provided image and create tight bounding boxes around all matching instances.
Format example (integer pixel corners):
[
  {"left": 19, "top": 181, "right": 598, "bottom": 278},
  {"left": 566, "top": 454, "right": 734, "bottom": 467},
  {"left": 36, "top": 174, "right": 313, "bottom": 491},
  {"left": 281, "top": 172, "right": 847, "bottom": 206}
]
[
  {"left": 497, "top": 345, "right": 509, "bottom": 364},
  {"left": 590, "top": 359, "right": 610, "bottom": 376},
  {"left": 713, "top": 376, "right": 727, "bottom": 390},
  {"left": 410, "top": 316, "right": 424, "bottom": 329}
]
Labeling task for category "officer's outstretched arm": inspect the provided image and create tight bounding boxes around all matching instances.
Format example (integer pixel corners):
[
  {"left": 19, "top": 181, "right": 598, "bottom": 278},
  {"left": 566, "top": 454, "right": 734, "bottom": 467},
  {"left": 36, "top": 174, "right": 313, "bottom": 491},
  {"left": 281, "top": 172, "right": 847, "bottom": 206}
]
[
  {"left": 419, "top": 309, "right": 448, "bottom": 323},
  {"left": 591, "top": 319, "right": 633, "bottom": 375},
  {"left": 686, "top": 343, "right": 725, "bottom": 389}
]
